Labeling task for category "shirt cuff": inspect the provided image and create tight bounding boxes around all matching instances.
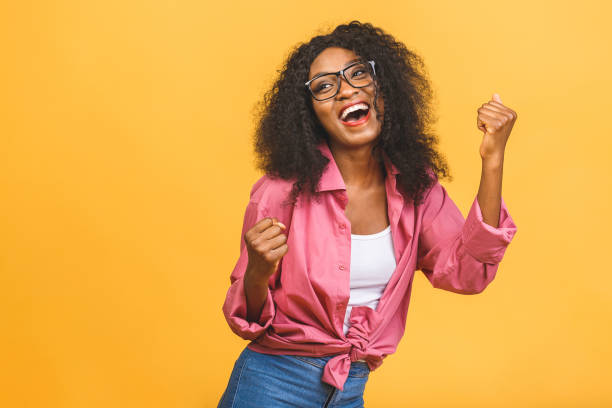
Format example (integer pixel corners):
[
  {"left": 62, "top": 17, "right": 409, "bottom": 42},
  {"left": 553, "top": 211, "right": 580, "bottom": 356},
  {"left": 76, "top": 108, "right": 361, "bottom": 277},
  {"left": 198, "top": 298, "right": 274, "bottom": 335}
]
[
  {"left": 222, "top": 276, "right": 275, "bottom": 341},
  {"left": 461, "top": 195, "right": 518, "bottom": 264}
]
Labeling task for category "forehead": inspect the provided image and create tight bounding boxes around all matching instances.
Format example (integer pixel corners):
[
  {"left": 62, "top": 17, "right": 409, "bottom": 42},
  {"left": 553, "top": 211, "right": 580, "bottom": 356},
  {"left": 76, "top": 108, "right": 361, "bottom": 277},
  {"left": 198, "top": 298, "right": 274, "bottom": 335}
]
[{"left": 308, "top": 47, "right": 360, "bottom": 79}]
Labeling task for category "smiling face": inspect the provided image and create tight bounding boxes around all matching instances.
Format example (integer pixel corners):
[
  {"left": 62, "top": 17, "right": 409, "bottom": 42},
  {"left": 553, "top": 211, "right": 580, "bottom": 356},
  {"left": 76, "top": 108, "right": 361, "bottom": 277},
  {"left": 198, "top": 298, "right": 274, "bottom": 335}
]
[{"left": 308, "top": 47, "right": 384, "bottom": 151}]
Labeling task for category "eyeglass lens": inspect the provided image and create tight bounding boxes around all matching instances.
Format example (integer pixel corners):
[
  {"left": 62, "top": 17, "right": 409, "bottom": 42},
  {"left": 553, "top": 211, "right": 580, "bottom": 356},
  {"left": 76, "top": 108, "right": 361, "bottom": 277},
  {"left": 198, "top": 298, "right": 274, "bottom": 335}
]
[{"left": 309, "top": 62, "right": 373, "bottom": 100}]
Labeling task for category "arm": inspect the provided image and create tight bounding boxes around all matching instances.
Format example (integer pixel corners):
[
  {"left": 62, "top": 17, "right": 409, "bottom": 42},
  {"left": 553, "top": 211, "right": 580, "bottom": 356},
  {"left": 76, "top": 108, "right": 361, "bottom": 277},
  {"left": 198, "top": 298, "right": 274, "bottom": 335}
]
[
  {"left": 417, "top": 93, "right": 518, "bottom": 294},
  {"left": 243, "top": 216, "right": 287, "bottom": 322},
  {"left": 477, "top": 158, "right": 504, "bottom": 228},
  {"left": 222, "top": 200, "right": 277, "bottom": 340},
  {"left": 244, "top": 268, "right": 272, "bottom": 323},
  {"left": 476, "top": 93, "right": 517, "bottom": 228},
  {"left": 222, "top": 177, "right": 292, "bottom": 340}
]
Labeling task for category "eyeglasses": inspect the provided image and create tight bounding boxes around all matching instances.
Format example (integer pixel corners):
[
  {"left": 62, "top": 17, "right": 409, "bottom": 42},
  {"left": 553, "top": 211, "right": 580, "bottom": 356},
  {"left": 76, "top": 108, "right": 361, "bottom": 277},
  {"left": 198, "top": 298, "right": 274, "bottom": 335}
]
[{"left": 305, "top": 60, "right": 376, "bottom": 101}]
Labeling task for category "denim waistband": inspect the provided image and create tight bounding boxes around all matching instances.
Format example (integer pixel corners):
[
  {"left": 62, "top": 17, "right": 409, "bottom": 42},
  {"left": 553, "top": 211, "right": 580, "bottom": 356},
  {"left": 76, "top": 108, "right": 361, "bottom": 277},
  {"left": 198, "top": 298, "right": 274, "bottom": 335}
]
[{"left": 245, "top": 348, "right": 370, "bottom": 378}]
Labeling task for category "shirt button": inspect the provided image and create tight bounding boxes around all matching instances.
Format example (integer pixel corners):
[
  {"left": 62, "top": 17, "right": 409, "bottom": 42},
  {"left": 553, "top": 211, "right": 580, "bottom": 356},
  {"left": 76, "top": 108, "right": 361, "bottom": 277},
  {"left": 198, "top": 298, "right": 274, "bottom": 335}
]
[
  {"left": 339, "top": 223, "right": 346, "bottom": 230},
  {"left": 339, "top": 264, "right": 345, "bottom": 270}
]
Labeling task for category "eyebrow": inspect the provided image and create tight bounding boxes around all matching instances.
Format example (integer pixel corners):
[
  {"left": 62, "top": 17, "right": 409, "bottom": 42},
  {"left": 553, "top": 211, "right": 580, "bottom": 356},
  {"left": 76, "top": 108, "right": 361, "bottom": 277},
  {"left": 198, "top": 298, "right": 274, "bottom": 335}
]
[{"left": 310, "top": 58, "right": 362, "bottom": 79}]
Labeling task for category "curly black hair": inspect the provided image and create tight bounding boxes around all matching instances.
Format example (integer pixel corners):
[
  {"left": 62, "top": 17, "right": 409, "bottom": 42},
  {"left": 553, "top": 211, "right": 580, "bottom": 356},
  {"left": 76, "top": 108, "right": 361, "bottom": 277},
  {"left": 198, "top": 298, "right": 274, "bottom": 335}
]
[{"left": 254, "top": 21, "right": 451, "bottom": 206}]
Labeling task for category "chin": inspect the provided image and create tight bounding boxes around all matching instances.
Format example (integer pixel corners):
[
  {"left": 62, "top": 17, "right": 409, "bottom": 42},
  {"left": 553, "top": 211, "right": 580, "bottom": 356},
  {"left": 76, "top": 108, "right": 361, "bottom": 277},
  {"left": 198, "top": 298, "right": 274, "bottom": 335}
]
[
  {"left": 335, "top": 131, "right": 380, "bottom": 149},
  {"left": 323, "top": 116, "right": 382, "bottom": 149}
]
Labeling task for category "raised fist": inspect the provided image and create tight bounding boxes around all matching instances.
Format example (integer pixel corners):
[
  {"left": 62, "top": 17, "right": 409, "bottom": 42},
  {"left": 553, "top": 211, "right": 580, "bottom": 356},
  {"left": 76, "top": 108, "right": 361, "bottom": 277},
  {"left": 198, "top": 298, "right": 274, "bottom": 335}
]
[
  {"left": 477, "top": 93, "right": 517, "bottom": 161},
  {"left": 244, "top": 217, "right": 289, "bottom": 281}
]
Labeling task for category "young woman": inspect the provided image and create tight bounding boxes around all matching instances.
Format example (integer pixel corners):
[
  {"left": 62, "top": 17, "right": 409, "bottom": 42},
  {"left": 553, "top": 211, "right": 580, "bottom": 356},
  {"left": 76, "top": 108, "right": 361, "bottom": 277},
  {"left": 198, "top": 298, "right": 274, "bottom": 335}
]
[{"left": 218, "top": 21, "right": 518, "bottom": 408}]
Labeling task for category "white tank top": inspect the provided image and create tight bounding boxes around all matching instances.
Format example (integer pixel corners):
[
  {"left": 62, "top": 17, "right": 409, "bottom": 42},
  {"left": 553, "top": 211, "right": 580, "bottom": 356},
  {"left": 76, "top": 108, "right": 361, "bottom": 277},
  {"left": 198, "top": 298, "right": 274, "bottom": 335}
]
[{"left": 343, "top": 225, "right": 397, "bottom": 335}]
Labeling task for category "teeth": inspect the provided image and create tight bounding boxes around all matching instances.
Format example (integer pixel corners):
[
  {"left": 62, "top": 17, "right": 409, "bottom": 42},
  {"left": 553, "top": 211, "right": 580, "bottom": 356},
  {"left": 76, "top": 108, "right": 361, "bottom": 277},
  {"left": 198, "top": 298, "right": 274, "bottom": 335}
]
[{"left": 340, "top": 103, "right": 369, "bottom": 121}]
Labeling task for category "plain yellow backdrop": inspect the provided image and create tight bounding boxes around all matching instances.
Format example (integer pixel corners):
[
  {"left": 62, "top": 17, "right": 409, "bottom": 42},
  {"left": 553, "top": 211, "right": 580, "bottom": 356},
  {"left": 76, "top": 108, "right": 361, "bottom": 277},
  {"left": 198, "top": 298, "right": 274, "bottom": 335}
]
[{"left": 1, "top": 0, "right": 611, "bottom": 407}]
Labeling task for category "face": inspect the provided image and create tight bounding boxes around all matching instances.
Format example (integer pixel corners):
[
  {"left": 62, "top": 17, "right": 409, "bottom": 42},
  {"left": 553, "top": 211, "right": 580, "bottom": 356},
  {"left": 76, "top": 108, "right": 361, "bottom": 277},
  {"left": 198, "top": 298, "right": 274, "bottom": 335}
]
[{"left": 308, "top": 47, "right": 384, "bottom": 151}]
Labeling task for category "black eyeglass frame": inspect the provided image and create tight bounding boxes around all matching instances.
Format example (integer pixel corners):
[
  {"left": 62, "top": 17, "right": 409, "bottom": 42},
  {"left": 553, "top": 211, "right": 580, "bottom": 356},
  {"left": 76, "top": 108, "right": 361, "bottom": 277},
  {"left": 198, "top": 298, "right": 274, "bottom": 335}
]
[{"left": 304, "top": 60, "right": 376, "bottom": 101}]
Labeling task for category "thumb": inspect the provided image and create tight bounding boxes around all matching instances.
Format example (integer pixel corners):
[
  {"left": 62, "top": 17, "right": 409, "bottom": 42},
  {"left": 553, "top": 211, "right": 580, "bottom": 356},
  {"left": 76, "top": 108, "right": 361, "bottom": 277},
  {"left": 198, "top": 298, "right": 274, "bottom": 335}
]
[
  {"left": 492, "top": 93, "right": 503, "bottom": 104},
  {"left": 270, "top": 217, "right": 286, "bottom": 230}
]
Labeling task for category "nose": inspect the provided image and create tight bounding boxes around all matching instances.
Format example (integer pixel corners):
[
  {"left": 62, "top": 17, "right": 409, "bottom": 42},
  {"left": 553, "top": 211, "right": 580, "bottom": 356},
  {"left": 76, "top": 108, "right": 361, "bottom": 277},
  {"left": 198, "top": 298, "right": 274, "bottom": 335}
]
[{"left": 336, "top": 76, "right": 358, "bottom": 100}]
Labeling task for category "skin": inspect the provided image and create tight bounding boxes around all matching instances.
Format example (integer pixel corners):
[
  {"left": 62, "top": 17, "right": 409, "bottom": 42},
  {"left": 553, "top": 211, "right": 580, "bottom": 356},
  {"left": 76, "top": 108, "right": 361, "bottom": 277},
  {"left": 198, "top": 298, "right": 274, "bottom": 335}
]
[
  {"left": 243, "top": 217, "right": 287, "bottom": 322},
  {"left": 476, "top": 93, "right": 517, "bottom": 228},
  {"left": 244, "top": 47, "right": 517, "bottom": 322},
  {"left": 308, "top": 47, "right": 388, "bottom": 235}
]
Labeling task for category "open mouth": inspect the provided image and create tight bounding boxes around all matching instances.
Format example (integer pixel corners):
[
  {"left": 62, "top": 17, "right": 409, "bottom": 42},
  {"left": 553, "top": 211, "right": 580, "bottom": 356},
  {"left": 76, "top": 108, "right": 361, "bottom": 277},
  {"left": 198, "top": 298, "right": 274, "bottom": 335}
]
[{"left": 339, "top": 102, "right": 370, "bottom": 126}]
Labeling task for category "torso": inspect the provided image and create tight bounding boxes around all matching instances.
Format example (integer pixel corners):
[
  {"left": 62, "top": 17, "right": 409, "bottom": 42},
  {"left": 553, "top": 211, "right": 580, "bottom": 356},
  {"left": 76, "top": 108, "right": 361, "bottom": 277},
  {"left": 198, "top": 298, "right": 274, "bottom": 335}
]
[{"left": 344, "top": 181, "right": 389, "bottom": 234}]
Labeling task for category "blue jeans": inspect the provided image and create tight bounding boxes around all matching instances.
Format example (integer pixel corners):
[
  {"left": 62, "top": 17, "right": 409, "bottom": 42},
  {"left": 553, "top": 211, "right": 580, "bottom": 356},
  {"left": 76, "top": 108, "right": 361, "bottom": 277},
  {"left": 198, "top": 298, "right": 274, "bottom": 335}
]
[{"left": 217, "top": 346, "right": 370, "bottom": 408}]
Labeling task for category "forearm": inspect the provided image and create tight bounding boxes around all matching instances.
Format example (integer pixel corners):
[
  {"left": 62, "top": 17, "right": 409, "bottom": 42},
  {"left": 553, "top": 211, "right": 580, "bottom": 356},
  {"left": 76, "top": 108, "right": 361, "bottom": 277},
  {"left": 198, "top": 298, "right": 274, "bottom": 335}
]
[
  {"left": 477, "top": 155, "right": 504, "bottom": 228},
  {"left": 243, "top": 267, "right": 269, "bottom": 323}
]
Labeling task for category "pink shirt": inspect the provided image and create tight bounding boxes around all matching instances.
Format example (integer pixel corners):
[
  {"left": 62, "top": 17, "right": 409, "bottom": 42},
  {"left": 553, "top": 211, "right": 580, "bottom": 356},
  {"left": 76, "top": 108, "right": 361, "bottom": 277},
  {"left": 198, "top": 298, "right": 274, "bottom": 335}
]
[{"left": 222, "top": 142, "right": 517, "bottom": 391}]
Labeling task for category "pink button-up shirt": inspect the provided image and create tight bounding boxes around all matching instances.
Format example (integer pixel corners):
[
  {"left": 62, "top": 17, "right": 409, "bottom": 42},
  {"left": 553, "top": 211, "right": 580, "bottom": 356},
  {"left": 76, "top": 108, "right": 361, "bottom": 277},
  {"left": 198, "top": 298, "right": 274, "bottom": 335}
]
[{"left": 222, "top": 142, "right": 517, "bottom": 391}]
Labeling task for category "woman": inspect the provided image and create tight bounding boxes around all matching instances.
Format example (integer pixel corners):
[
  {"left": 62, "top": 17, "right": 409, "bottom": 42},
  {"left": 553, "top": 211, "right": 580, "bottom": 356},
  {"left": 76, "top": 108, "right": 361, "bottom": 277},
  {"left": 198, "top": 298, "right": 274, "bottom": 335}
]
[{"left": 218, "top": 21, "right": 518, "bottom": 408}]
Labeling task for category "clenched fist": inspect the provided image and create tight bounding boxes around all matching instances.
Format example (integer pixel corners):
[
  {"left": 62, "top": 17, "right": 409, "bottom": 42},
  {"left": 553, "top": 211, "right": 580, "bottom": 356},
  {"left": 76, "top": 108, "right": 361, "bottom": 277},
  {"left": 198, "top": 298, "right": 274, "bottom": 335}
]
[
  {"left": 477, "top": 93, "right": 517, "bottom": 161},
  {"left": 244, "top": 217, "right": 289, "bottom": 282}
]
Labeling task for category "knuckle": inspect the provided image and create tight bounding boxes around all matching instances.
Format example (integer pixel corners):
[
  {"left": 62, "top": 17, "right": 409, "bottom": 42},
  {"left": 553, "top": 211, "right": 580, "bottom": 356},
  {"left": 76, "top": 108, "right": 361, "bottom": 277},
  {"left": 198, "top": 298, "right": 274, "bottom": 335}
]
[{"left": 252, "top": 239, "right": 264, "bottom": 251}]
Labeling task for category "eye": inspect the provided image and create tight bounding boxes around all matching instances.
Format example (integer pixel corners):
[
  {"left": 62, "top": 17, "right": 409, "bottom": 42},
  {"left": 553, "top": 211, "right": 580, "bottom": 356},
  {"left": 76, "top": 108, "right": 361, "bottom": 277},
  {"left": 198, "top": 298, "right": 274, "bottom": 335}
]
[
  {"left": 313, "top": 79, "right": 335, "bottom": 93},
  {"left": 315, "top": 83, "right": 332, "bottom": 93},
  {"left": 352, "top": 69, "right": 366, "bottom": 77}
]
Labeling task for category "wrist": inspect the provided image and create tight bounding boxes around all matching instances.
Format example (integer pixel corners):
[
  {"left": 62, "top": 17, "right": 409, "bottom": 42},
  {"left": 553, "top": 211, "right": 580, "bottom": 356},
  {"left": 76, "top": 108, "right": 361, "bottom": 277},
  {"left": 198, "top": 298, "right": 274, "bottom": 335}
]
[
  {"left": 481, "top": 154, "right": 504, "bottom": 170},
  {"left": 244, "top": 265, "right": 270, "bottom": 287}
]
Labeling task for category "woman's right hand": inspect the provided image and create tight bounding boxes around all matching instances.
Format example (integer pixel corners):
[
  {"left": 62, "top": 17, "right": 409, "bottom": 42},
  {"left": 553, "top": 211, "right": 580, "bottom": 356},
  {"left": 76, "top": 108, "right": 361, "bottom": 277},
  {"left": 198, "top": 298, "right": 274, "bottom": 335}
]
[{"left": 244, "top": 217, "right": 288, "bottom": 283}]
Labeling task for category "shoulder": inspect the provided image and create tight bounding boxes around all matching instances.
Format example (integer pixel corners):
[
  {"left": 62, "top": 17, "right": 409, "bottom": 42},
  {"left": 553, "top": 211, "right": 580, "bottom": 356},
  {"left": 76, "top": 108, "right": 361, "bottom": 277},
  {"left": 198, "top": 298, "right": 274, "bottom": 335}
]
[
  {"left": 249, "top": 174, "right": 294, "bottom": 203},
  {"left": 247, "top": 174, "right": 296, "bottom": 223}
]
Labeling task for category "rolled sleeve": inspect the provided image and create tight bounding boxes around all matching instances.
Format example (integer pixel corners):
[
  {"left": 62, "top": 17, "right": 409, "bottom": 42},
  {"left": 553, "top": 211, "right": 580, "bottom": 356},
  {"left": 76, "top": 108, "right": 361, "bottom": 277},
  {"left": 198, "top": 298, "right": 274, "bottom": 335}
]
[
  {"left": 223, "top": 255, "right": 276, "bottom": 340},
  {"left": 417, "top": 179, "right": 518, "bottom": 294},
  {"left": 221, "top": 176, "right": 295, "bottom": 341},
  {"left": 221, "top": 198, "right": 277, "bottom": 340},
  {"left": 461, "top": 195, "right": 517, "bottom": 264}
]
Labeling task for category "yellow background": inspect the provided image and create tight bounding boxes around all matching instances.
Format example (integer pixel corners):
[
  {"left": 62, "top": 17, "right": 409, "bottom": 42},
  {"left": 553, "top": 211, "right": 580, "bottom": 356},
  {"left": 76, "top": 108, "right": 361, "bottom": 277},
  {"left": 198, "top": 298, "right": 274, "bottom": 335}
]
[{"left": 2, "top": 0, "right": 611, "bottom": 406}]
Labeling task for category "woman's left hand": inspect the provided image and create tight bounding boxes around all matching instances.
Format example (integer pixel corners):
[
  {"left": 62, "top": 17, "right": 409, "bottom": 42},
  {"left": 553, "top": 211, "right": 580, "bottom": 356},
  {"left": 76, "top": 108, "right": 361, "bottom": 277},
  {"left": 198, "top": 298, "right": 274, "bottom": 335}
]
[{"left": 477, "top": 93, "right": 517, "bottom": 162}]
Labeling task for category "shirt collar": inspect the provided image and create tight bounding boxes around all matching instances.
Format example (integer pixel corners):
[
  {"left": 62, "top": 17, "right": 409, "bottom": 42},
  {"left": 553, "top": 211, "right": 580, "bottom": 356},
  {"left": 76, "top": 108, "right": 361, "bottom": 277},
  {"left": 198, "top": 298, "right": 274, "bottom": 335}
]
[{"left": 315, "top": 142, "right": 400, "bottom": 193}]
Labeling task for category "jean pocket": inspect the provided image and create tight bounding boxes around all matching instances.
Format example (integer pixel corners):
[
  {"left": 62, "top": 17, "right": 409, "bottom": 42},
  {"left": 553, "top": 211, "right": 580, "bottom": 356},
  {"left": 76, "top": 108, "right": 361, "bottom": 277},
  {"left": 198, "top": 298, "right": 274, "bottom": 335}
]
[
  {"left": 292, "top": 355, "right": 328, "bottom": 369},
  {"left": 348, "top": 361, "right": 370, "bottom": 378}
]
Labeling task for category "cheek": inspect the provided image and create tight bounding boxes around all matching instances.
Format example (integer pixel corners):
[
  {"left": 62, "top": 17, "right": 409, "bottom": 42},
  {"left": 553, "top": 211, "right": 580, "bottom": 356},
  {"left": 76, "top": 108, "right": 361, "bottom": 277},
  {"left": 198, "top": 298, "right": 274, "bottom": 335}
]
[{"left": 312, "top": 104, "right": 334, "bottom": 126}]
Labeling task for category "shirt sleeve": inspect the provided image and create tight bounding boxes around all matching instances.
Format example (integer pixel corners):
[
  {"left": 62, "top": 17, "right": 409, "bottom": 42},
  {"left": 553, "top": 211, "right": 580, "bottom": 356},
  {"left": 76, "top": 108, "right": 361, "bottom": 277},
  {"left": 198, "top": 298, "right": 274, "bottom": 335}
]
[
  {"left": 222, "top": 199, "right": 276, "bottom": 340},
  {"left": 416, "top": 179, "right": 518, "bottom": 294}
]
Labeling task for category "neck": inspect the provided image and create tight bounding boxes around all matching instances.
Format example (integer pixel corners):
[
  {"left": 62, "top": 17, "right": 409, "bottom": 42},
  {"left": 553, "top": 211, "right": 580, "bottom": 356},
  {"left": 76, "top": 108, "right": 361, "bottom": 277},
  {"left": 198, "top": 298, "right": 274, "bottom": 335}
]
[{"left": 328, "top": 142, "right": 385, "bottom": 190}]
